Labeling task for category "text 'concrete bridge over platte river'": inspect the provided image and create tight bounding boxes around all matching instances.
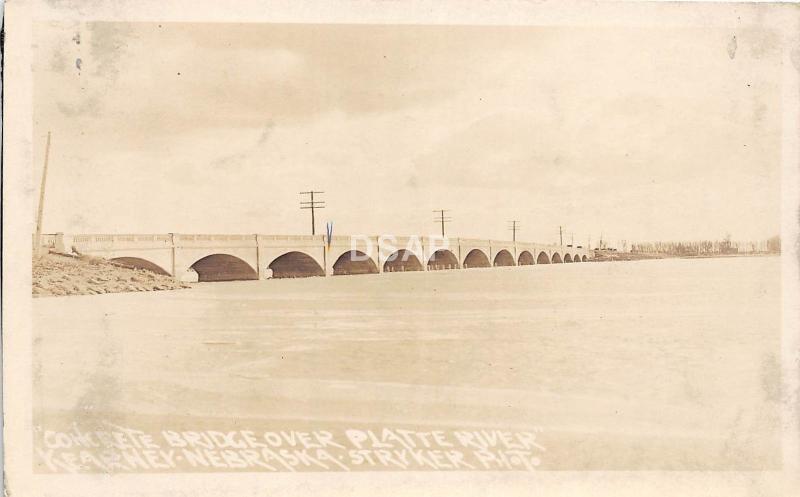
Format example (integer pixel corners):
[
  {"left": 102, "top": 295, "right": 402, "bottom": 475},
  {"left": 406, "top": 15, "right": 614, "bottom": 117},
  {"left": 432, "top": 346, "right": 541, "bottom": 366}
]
[{"left": 40, "top": 233, "right": 594, "bottom": 282}]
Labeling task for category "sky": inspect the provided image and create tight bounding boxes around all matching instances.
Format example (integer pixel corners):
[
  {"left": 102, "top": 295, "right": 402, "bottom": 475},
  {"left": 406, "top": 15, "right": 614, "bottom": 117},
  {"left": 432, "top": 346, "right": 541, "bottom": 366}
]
[{"left": 32, "top": 22, "right": 783, "bottom": 246}]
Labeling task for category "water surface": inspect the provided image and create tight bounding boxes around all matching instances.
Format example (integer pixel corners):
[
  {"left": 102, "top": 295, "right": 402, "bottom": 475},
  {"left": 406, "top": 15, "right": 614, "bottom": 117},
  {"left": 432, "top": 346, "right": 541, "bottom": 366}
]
[{"left": 33, "top": 257, "right": 782, "bottom": 469}]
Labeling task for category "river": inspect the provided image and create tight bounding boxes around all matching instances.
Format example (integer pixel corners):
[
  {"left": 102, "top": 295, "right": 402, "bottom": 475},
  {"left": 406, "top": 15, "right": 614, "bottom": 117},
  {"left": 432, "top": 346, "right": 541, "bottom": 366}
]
[{"left": 32, "top": 256, "right": 781, "bottom": 470}]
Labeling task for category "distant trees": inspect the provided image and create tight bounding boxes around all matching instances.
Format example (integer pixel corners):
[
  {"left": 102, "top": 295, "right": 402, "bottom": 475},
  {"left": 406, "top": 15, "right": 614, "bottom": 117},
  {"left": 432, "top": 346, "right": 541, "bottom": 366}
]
[
  {"left": 767, "top": 235, "right": 781, "bottom": 253},
  {"left": 630, "top": 235, "right": 781, "bottom": 255}
]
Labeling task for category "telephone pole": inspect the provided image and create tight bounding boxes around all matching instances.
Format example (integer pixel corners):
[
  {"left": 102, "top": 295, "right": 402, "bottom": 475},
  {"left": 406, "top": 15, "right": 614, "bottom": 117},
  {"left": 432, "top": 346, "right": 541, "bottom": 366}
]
[
  {"left": 433, "top": 209, "right": 452, "bottom": 237},
  {"left": 35, "top": 132, "right": 52, "bottom": 257},
  {"left": 507, "top": 220, "right": 520, "bottom": 242},
  {"left": 559, "top": 225, "right": 563, "bottom": 246},
  {"left": 299, "top": 191, "right": 325, "bottom": 235}
]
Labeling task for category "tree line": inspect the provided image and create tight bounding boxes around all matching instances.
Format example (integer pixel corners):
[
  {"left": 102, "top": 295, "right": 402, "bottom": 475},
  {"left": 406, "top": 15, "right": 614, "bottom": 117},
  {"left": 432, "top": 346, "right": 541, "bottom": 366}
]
[{"left": 630, "top": 235, "right": 780, "bottom": 255}]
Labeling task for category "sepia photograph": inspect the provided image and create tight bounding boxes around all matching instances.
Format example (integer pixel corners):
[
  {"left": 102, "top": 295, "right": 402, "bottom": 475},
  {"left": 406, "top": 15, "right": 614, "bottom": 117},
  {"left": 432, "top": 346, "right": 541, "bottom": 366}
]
[{"left": 3, "top": 1, "right": 800, "bottom": 496}]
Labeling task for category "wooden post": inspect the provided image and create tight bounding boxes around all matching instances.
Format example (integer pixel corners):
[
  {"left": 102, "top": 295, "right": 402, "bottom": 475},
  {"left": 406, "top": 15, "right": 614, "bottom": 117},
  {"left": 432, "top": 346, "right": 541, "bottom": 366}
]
[{"left": 34, "top": 132, "right": 52, "bottom": 257}]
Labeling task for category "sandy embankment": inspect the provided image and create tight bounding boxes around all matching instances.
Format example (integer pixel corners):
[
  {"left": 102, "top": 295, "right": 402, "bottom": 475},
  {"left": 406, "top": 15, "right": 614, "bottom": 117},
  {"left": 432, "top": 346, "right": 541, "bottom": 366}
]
[{"left": 32, "top": 253, "right": 189, "bottom": 297}]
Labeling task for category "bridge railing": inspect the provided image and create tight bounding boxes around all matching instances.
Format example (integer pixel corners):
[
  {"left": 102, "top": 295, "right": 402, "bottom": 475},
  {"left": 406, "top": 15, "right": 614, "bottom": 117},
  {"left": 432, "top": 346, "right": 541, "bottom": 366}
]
[
  {"left": 177, "top": 234, "right": 254, "bottom": 242},
  {"left": 257, "top": 234, "right": 320, "bottom": 242},
  {"left": 36, "top": 234, "right": 57, "bottom": 248},
  {"left": 69, "top": 234, "right": 172, "bottom": 244},
  {"left": 458, "top": 237, "right": 491, "bottom": 246}
]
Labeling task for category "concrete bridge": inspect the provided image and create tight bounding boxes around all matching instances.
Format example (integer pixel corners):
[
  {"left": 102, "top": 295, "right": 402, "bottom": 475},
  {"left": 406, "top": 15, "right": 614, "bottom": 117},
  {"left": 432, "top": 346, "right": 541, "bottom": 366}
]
[{"left": 39, "top": 233, "right": 593, "bottom": 282}]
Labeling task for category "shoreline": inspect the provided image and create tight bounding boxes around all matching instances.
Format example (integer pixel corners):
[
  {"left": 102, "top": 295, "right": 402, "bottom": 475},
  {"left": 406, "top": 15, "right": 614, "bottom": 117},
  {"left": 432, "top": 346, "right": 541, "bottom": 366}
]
[{"left": 593, "top": 252, "right": 778, "bottom": 262}]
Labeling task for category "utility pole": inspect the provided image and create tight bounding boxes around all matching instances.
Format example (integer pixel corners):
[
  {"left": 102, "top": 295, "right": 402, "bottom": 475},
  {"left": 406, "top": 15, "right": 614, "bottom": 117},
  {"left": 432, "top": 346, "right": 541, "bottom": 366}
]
[
  {"left": 299, "top": 191, "right": 325, "bottom": 235},
  {"left": 433, "top": 209, "right": 452, "bottom": 237},
  {"left": 559, "top": 225, "right": 563, "bottom": 246},
  {"left": 35, "top": 132, "right": 52, "bottom": 257},
  {"left": 507, "top": 220, "right": 520, "bottom": 242}
]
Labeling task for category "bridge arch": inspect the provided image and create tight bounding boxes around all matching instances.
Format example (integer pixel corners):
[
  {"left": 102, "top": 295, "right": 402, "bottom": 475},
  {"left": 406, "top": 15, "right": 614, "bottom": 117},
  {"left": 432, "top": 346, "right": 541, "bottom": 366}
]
[
  {"left": 537, "top": 251, "right": 550, "bottom": 264},
  {"left": 493, "top": 249, "right": 515, "bottom": 267},
  {"left": 552, "top": 252, "right": 563, "bottom": 263},
  {"left": 582, "top": 255, "right": 588, "bottom": 262},
  {"left": 463, "top": 249, "right": 490, "bottom": 269},
  {"left": 427, "top": 249, "right": 459, "bottom": 270},
  {"left": 190, "top": 254, "right": 258, "bottom": 282},
  {"left": 383, "top": 249, "right": 423, "bottom": 272},
  {"left": 564, "top": 253, "right": 573, "bottom": 263},
  {"left": 110, "top": 257, "right": 170, "bottom": 276},
  {"left": 268, "top": 251, "right": 325, "bottom": 278},
  {"left": 518, "top": 251, "right": 534, "bottom": 266},
  {"left": 333, "top": 250, "right": 379, "bottom": 276}
]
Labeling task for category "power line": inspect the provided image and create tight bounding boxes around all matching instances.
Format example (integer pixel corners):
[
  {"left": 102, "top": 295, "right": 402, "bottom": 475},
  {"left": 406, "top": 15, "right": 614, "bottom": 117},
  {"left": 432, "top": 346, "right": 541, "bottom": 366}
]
[
  {"left": 299, "top": 191, "right": 325, "bottom": 235},
  {"left": 433, "top": 209, "right": 452, "bottom": 237}
]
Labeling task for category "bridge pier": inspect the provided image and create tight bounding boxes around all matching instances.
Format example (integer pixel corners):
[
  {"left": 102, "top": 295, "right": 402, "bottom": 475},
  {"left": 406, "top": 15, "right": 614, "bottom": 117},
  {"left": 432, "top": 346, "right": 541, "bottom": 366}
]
[
  {"left": 169, "top": 233, "right": 177, "bottom": 277},
  {"left": 376, "top": 238, "right": 384, "bottom": 274},
  {"left": 255, "top": 234, "right": 271, "bottom": 280},
  {"left": 52, "top": 232, "right": 66, "bottom": 253},
  {"left": 324, "top": 249, "right": 333, "bottom": 277}
]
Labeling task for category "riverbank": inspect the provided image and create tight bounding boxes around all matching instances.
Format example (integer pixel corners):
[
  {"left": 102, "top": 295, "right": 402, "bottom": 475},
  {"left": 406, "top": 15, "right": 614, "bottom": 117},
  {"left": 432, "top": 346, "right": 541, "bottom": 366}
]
[
  {"left": 32, "top": 253, "right": 189, "bottom": 297},
  {"left": 592, "top": 252, "right": 665, "bottom": 262},
  {"left": 593, "top": 251, "right": 777, "bottom": 262}
]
